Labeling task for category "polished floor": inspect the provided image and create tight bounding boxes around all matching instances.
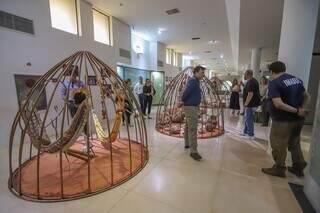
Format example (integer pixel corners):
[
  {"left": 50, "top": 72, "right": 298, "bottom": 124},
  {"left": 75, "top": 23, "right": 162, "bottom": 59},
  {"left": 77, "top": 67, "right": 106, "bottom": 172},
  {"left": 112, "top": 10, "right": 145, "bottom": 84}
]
[{"left": 0, "top": 109, "right": 310, "bottom": 213}]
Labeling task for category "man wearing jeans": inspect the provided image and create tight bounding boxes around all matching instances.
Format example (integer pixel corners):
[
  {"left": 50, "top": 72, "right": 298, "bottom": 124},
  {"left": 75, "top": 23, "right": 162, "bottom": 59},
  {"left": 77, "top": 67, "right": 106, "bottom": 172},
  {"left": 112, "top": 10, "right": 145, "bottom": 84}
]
[
  {"left": 242, "top": 70, "right": 260, "bottom": 139},
  {"left": 262, "top": 61, "right": 310, "bottom": 178},
  {"left": 181, "top": 66, "right": 205, "bottom": 161}
]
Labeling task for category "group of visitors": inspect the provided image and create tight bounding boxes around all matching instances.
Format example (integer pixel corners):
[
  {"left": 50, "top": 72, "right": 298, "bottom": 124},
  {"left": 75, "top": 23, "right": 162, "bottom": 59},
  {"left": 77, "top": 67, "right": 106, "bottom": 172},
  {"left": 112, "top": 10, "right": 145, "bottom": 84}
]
[
  {"left": 229, "top": 73, "right": 271, "bottom": 127},
  {"left": 134, "top": 76, "right": 156, "bottom": 119},
  {"left": 181, "top": 62, "right": 310, "bottom": 180}
]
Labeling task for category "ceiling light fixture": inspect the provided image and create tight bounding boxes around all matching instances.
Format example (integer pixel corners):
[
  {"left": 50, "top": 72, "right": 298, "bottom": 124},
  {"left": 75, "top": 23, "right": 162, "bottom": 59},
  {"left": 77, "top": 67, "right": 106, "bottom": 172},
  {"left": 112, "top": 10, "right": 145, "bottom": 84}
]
[
  {"left": 158, "top": 28, "right": 166, "bottom": 35},
  {"left": 220, "top": 54, "right": 224, "bottom": 59}
]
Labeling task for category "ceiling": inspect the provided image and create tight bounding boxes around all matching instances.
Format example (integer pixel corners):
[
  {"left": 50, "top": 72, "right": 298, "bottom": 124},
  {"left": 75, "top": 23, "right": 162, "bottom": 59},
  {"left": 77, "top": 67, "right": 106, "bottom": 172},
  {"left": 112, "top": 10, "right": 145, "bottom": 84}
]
[
  {"left": 88, "top": 0, "right": 286, "bottom": 74},
  {"left": 238, "top": 0, "right": 284, "bottom": 72},
  {"left": 88, "top": 0, "right": 233, "bottom": 71}
]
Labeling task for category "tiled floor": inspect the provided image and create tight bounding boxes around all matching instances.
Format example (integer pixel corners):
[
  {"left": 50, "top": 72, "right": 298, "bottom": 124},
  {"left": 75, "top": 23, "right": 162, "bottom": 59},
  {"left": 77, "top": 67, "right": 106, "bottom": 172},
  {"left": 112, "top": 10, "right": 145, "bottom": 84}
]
[{"left": 0, "top": 109, "right": 308, "bottom": 213}]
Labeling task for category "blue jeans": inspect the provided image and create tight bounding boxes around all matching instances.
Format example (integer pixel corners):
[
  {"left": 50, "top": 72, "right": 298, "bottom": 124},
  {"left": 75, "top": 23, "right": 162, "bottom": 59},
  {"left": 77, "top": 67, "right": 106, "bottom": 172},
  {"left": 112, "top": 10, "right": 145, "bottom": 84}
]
[
  {"left": 244, "top": 107, "right": 257, "bottom": 137},
  {"left": 138, "top": 94, "right": 145, "bottom": 112}
]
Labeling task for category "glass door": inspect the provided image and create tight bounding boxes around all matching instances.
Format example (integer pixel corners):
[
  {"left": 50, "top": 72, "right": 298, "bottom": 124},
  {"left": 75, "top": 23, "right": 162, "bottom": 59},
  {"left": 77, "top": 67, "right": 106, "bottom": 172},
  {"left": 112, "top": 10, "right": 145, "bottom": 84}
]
[{"left": 151, "top": 71, "right": 164, "bottom": 105}]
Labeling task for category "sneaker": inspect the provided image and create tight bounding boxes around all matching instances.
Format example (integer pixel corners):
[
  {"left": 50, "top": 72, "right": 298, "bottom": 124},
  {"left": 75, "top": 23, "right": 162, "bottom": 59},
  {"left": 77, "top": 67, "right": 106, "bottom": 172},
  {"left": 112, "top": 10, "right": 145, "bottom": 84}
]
[
  {"left": 288, "top": 167, "right": 304, "bottom": 177},
  {"left": 240, "top": 134, "right": 254, "bottom": 140},
  {"left": 261, "top": 165, "right": 286, "bottom": 178},
  {"left": 190, "top": 153, "right": 202, "bottom": 161}
]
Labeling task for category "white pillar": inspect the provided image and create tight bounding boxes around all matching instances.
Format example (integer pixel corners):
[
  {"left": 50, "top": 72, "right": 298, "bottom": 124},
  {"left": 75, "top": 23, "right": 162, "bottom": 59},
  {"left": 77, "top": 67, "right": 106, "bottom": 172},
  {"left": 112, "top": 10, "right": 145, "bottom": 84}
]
[
  {"left": 278, "top": 0, "right": 319, "bottom": 87},
  {"left": 250, "top": 48, "right": 261, "bottom": 73}
]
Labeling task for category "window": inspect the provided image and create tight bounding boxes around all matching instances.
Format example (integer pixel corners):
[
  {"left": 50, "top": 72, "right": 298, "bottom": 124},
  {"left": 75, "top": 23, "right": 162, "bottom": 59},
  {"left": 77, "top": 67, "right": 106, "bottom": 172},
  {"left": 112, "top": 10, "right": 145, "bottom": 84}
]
[
  {"left": 173, "top": 52, "right": 179, "bottom": 66},
  {"left": 49, "top": 0, "right": 79, "bottom": 35},
  {"left": 93, "top": 9, "right": 111, "bottom": 45},
  {"left": 166, "top": 48, "right": 180, "bottom": 66},
  {"left": 166, "top": 48, "right": 172, "bottom": 64}
]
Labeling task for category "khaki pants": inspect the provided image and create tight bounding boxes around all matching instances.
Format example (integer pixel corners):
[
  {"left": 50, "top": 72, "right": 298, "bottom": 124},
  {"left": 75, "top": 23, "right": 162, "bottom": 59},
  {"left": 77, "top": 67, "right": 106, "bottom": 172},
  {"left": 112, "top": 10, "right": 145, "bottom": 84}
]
[
  {"left": 184, "top": 106, "right": 198, "bottom": 153},
  {"left": 270, "top": 120, "right": 306, "bottom": 169}
]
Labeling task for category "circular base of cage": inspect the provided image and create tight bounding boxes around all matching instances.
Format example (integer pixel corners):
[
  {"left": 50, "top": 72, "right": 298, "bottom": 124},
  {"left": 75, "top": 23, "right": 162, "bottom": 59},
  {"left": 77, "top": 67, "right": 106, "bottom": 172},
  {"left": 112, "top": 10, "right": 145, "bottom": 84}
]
[
  {"left": 8, "top": 138, "right": 148, "bottom": 202},
  {"left": 155, "top": 126, "right": 224, "bottom": 139}
]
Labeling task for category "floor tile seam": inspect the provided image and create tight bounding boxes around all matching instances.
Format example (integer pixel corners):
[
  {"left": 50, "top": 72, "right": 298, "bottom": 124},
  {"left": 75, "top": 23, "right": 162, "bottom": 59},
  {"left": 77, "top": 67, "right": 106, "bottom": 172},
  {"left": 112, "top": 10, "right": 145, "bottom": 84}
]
[
  {"left": 210, "top": 135, "right": 225, "bottom": 212},
  {"left": 107, "top": 157, "right": 166, "bottom": 213},
  {"left": 132, "top": 190, "right": 192, "bottom": 213}
]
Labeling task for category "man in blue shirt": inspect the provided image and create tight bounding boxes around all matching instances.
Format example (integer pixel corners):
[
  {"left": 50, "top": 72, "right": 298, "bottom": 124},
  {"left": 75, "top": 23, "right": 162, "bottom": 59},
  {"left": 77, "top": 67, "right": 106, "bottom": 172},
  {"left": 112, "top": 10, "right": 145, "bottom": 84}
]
[
  {"left": 181, "top": 66, "right": 205, "bottom": 161},
  {"left": 262, "top": 61, "right": 310, "bottom": 178},
  {"left": 60, "top": 66, "right": 85, "bottom": 117}
]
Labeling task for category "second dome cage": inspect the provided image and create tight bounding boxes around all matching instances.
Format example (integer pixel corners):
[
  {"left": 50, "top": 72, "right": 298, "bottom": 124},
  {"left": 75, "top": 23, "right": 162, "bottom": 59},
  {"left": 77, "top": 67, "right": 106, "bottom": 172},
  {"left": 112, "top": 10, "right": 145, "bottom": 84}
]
[{"left": 156, "top": 67, "right": 225, "bottom": 139}]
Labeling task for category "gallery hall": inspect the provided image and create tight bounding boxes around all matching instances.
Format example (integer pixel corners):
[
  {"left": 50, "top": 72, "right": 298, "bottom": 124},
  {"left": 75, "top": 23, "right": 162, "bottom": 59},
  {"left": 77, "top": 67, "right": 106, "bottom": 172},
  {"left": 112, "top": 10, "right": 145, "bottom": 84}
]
[{"left": 0, "top": 0, "right": 320, "bottom": 212}]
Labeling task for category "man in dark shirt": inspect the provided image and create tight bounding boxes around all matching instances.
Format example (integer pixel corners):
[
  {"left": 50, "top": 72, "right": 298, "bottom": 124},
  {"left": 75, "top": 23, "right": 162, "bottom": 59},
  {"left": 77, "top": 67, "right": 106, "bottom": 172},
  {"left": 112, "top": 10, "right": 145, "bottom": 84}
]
[
  {"left": 181, "top": 66, "right": 205, "bottom": 161},
  {"left": 242, "top": 70, "right": 261, "bottom": 138},
  {"left": 262, "top": 61, "right": 310, "bottom": 178}
]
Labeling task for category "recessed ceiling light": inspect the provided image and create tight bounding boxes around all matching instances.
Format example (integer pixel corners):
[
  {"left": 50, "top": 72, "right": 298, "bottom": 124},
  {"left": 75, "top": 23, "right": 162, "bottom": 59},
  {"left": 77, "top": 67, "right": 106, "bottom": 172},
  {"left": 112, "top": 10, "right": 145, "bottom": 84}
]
[
  {"left": 220, "top": 54, "right": 224, "bottom": 59},
  {"left": 157, "top": 28, "right": 166, "bottom": 35},
  {"left": 209, "top": 40, "right": 218, "bottom": 44}
]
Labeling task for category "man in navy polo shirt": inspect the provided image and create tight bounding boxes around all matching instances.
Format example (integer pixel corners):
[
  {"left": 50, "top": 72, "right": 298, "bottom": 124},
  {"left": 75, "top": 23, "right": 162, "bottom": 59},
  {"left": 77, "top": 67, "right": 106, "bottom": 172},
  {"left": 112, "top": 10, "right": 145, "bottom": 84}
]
[
  {"left": 181, "top": 66, "right": 205, "bottom": 161},
  {"left": 262, "top": 61, "right": 310, "bottom": 178}
]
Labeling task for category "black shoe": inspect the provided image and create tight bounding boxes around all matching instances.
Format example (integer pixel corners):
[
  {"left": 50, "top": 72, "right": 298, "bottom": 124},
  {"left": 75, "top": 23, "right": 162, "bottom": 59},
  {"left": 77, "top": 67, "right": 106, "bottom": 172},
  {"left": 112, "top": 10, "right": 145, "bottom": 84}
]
[
  {"left": 261, "top": 165, "right": 286, "bottom": 178},
  {"left": 288, "top": 167, "right": 304, "bottom": 177},
  {"left": 184, "top": 145, "right": 190, "bottom": 149},
  {"left": 190, "top": 153, "right": 202, "bottom": 161}
]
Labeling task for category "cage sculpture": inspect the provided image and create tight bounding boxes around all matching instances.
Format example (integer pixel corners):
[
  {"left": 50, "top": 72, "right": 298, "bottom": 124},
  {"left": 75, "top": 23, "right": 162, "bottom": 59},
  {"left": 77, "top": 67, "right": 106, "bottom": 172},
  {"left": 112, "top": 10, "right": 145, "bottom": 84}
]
[
  {"left": 210, "top": 76, "right": 231, "bottom": 108},
  {"left": 8, "top": 51, "right": 148, "bottom": 202},
  {"left": 156, "top": 67, "right": 224, "bottom": 138}
]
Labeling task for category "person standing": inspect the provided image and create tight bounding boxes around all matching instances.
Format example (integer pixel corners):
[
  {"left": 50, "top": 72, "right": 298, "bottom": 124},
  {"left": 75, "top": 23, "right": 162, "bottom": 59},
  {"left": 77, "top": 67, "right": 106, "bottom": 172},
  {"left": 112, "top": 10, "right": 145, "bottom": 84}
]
[
  {"left": 229, "top": 78, "right": 241, "bottom": 115},
  {"left": 134, "top": 76, "right": 144, "bottom": 113},
  {"left": 143, "top": 79, "right": 156, "bottom": 119},
  {"left": 242, "top": 70, "right": 261, "bottom": 139},
  {"left": 260, "top": 77, "right": 270, "bottom": 126},
  {"left": 181, "top": 66, "right": 205, "bottom": 161},
  {"left": 60, "top": 66, "right": 85, "bottom": 117},
  {"left": 262, "top": 61, "right": 310, "bottom": 178},
  {"left": 60, "top": 65, "right": 88, "bottom": 151}
]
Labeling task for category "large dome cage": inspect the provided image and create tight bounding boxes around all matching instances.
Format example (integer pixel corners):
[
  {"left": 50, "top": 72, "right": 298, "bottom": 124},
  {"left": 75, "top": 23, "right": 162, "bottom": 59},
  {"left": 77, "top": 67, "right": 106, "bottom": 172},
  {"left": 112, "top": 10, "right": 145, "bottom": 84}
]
[
  {"left": 8, "top": 51, "right": 148, "bottom": 202},
  {"left": 155, "top": 67, "right": 225, "bottom": 138}
]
